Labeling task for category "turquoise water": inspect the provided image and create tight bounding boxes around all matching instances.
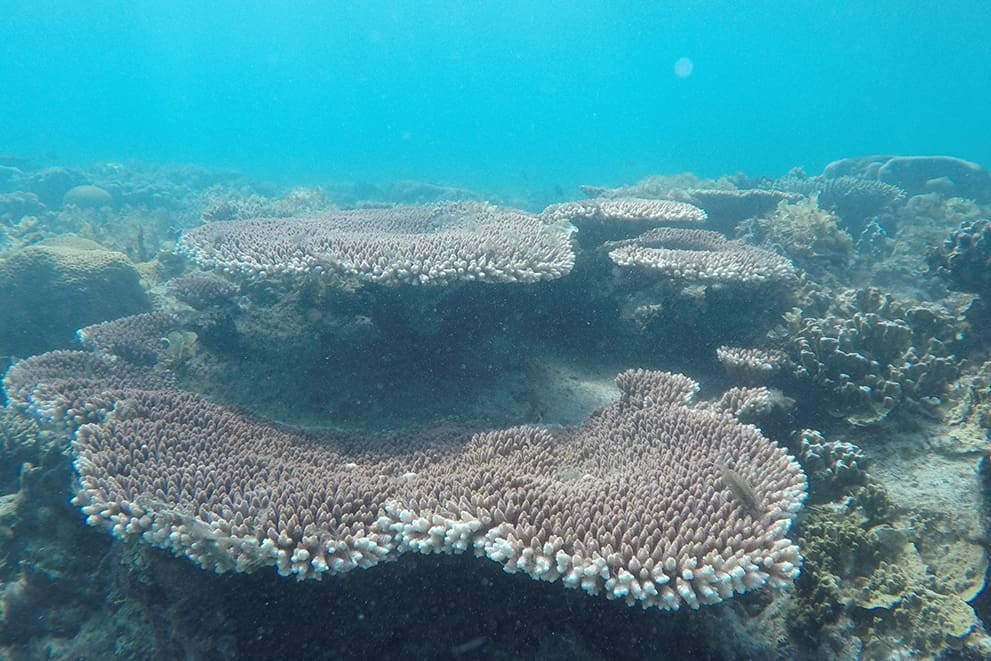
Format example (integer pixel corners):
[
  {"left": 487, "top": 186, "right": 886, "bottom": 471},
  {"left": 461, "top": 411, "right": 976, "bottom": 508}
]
[{"left": 2, "top": 1, "right": 988, "bottom": 191}]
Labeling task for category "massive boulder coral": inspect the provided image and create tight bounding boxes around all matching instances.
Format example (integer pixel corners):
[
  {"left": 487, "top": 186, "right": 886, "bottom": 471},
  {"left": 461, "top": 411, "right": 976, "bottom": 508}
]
[
  {"left": 4, "top": 353, "right": 807, "bottom": 612},
  {"left": 177, "top": 202, "right": 576, "bottom": 286},
  {"left": 0, "top": 237, "right": 150, "bottom": 357},
  {"left": 824, "top": 155, "right": 991, "bottom": 203}
]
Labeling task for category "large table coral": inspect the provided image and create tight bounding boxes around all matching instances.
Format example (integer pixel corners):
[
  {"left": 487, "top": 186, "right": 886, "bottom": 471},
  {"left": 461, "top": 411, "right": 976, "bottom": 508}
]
[
  {"left": 177, "top": 202, "right": 576, "bottom": 286},
  {"left": 4, "top": 352, "right": 807, "bottom": 612}
]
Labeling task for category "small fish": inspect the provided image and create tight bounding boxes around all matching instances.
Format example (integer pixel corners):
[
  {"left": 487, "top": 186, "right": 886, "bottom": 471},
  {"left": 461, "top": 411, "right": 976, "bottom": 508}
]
[
  {"left": 450, "top": 636, "right": 488, "bottom": 656},
  {"left": 716, "top": 462, "right": 762, "bottom": 519}
]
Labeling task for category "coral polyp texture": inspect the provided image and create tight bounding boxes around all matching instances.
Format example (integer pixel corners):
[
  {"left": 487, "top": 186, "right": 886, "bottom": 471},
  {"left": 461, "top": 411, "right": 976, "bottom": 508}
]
[
  {"left": 609, "top": 227, "right": 797, "bottom": 285},
  {"left": 177, "top": 202, "right": 576, "bottom": 286},
  {"left": 6, "top": 353, "right": 807, "bottom": 611},
  {"left": 77, "top": 311, "right": 180, "bottom": 365}
]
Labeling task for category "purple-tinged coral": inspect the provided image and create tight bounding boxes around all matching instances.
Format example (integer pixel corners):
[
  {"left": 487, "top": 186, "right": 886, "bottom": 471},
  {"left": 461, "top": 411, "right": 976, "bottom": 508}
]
[{"left": 9, "top": 356, "right": 807, "bottom": 611}]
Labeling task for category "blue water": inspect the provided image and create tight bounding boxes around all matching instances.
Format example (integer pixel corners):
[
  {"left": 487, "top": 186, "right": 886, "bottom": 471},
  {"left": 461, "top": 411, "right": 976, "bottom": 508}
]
[{"left": 1, "top": 1, "right": 988, "bottom": 192}]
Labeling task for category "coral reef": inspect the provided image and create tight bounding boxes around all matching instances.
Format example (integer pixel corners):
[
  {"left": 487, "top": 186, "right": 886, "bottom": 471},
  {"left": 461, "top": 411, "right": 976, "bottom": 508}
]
[
  {"left": 716, "top": 346, "right": 790, "bottom": 385},
  {"left": 792, "top": 482, "right": 990, "bottom": 658},
  {"left": 542, "top": 197, "right": 706, "bottom": 226},
  {"left": 62, "top": 185, "right": 113, "bottom": 209},
  {"left": 742, "top": 173, "right": 906, "bottom": 232},
  {"left": 825, "top": 154, "right": 991, "bottom": 203},
  {"left": 166, "top": 271, "right": 241, "bottom": 311},
  {"left": 76, "top": 312, "right": 181, "bottom": 366},
  {"left": 2, "top": 156, "right": 990, "bottom": 658},
  {"left": 542, "top": 197, "right": 706, "bottom": 245},
  {"left": 0, "top": 191, "right": 46, "bottom": 225},
  {"left": 200, "top": 186, "right": 328, "bottom": 222},
  {"left": 6, "top": 354, "right": 806, "bottom": 612}
]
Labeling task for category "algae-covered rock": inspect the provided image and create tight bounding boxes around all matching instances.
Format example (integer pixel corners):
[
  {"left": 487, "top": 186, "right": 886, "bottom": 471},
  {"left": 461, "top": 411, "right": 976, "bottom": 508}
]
[
  {"left": 792, "top": 481, "right": 991, "bottom": 658},
  {"left": 0, "top": 236, "right": 149, "bottom": 356}
]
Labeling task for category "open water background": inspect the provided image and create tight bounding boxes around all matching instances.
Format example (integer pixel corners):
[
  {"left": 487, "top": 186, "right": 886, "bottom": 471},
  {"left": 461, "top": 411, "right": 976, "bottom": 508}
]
[{"left": 2, "top": 1, "right": 989, "bottom": 191}]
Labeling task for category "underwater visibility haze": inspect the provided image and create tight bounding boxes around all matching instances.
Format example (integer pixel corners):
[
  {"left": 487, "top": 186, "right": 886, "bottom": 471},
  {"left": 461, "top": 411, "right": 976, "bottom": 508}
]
[{"left": 1, "top": 2, "right": 991, "bottom": 659}]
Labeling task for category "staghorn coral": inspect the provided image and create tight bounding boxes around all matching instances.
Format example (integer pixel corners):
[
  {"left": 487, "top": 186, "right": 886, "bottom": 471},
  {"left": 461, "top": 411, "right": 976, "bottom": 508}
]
[
  {"left": 7, "top": 352, "right": 807, "bottom": 612},
  {"left": 179, "top": 202, "right": 576, "bottom": 286},
  {"left": 609, "top": 227, "right": 796, "bottom": 286}
]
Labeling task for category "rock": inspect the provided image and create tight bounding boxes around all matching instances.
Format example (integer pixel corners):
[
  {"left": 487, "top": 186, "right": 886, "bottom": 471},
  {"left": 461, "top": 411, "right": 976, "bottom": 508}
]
[{"left": 0, "top": 236, "right": 149, "bottom": 357}]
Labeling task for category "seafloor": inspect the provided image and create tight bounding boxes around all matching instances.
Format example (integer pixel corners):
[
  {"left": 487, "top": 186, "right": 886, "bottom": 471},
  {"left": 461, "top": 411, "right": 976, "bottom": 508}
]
[{"left": 1, "top": 156, "right": 991, "bottom": 659}]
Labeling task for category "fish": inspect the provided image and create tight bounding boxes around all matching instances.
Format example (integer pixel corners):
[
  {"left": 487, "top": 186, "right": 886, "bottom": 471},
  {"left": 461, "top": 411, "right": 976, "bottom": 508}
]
[{"left": 716, "top": 462, "right": 762, "bottom": 519}]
